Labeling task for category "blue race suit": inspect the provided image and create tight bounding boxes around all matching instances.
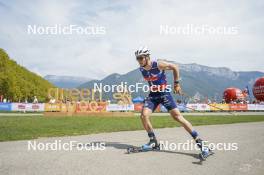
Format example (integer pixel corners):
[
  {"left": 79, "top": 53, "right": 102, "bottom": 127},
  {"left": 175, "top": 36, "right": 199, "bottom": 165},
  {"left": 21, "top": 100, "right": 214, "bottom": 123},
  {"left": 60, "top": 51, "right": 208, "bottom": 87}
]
[{"left": 139, "top": 61, "right": 177, "bottom": 111}]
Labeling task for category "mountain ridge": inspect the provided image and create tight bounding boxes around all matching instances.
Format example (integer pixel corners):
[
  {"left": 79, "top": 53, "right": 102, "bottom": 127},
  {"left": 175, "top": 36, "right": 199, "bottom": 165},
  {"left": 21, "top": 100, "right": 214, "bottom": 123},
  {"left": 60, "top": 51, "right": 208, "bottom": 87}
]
[
  {"left": 78, "top": 62, "right": 264, "bottom": 101},
  {"left": 44, "top": 75, "right": 92, "bottom": 88}
]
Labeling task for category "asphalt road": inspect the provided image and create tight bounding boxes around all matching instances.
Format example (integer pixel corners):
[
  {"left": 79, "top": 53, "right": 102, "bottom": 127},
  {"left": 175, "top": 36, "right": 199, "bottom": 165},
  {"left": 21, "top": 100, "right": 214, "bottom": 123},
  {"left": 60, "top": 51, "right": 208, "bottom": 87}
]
[{"left": 0, "top": 122, "right": 264, "bottom": 175}]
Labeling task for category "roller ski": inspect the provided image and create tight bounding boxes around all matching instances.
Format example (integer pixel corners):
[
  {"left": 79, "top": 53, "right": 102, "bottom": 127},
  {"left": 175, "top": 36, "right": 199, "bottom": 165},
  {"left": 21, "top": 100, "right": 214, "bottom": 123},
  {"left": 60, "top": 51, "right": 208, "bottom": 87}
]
[
  {"left": 196, "top": 138, "right": 214, "bottom": 160},
  {"left": 127, "top": 139, "right": 160, "bottom": 154}
]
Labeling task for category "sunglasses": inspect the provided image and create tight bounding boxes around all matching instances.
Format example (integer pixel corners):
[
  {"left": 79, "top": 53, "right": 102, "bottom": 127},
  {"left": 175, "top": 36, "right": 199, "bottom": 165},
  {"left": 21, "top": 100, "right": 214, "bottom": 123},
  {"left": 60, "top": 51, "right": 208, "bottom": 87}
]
[{"left": 136, "top": 56, "right": 145, "bottom": 61}]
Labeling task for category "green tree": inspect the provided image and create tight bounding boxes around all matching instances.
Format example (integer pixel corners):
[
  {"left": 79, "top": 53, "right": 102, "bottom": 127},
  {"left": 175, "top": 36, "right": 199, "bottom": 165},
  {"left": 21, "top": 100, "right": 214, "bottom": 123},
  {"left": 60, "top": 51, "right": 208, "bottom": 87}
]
[{"left": 0, "top": 48, "right": 54, "bottom": 102}]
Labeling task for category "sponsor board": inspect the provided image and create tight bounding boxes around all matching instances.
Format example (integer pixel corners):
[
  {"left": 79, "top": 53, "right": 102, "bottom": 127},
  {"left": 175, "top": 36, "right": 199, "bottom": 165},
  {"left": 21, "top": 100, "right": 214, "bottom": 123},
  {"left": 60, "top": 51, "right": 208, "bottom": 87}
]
[
  {"left": 247, "top": 104, "right": 264, "bottom": 111},
  {"left": 3, "top": 103, "right": 264, "bottom": 112},
  {"left": 0, "top": 103, "right": 12, "bottom": 111},
  {"left": 187, "top": 104, "right": 210, "bottom": 111},
  {"left": 209, "top": 104, "right": 229, "bottom": 111},
  {"left": 44, "top": 103, "right": 61, "bottom": 112},
  {"left": 12, "top": 103, "right": 45, "bottom": 112},
  {"left": 76, "top": 101, "right": 107, "bottom": 112},
  {"left": 106, "top": 104, "right": 134, "bottom": 111},
  {"left": 229, "top": 104, "right": 248, "bottom": 111}
]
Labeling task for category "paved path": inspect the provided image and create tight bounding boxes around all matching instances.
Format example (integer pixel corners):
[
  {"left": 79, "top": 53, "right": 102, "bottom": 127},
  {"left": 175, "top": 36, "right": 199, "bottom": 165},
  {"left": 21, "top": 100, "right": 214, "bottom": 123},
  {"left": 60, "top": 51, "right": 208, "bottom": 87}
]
[{"left": 0, "top": 122, "right": 264, "bottom": 175}]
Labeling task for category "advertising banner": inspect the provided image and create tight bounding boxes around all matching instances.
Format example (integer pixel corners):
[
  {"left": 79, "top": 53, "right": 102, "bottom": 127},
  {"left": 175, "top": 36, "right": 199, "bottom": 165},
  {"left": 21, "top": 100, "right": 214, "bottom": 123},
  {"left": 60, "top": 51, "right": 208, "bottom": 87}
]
[
  {"left": 247, "top": 104, "right": 264, "bottom": 111},
  {"left": 229, "top": 104, "right": 248, "bottom": 111},
  {"left": 76, "top": 101, "right": 107, "bottom": 112},
  {"left": 209, "top": 104, "right": 229, "bottom": 111},
  {"left": 44, "top": 103, "right": 61, "bottom": 112},
  {"left": 106, "top": 104, "right": 134, "bottom": 111},
  {"left": 177, "top": 104, "right": 188, "bottom": 112},
  {"left": 0, "top": 103, "right": 12, "bottom": 111},
  {"left": 187, "top": 104, "right": 210, "bottom": 111},
  {"left": 12, "top": 103, "right": 45, "bottom": 112}
]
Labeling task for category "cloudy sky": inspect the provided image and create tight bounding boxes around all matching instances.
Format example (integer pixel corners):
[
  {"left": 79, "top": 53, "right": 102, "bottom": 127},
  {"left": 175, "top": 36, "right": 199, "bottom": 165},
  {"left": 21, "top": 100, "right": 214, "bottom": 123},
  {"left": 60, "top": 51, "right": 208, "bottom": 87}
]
[{"left": 0, "top": 0, "right": 263, "bottom": 79}]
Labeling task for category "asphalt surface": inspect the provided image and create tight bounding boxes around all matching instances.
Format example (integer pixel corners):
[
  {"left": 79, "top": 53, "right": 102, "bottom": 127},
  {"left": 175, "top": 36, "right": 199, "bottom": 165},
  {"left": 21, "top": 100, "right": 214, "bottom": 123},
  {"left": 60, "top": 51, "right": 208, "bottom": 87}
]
[{"left": 0, "top": 122, "right": 264, "bottom": 175}]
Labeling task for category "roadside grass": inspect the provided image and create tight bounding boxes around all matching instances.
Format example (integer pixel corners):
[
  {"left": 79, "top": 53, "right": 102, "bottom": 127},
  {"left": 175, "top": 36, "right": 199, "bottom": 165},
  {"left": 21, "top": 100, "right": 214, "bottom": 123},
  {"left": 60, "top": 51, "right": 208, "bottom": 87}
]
[{"left": 0, "top": 115, "right": 264, "bottom": 141}]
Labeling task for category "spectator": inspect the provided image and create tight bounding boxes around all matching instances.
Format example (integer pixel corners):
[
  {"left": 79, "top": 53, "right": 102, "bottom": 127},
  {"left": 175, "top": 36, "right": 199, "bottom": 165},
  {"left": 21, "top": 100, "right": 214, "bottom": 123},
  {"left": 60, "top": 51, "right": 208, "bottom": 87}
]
[
  {"left": 49, "top": 98, "right": 56, "bottom": 104},
  {"left": 33, "top": 96, "right": 38, "bottom": 104}
]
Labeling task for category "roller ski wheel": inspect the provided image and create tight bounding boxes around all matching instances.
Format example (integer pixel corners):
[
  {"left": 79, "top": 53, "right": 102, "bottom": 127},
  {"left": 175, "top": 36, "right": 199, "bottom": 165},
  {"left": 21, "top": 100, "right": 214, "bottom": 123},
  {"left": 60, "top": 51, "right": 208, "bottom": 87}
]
[
  {"left": 199, "top": 147, "right": 214, "bottom": 161},
  {"left": 127, "top": 144, "right": 160, "bottom": 154}
]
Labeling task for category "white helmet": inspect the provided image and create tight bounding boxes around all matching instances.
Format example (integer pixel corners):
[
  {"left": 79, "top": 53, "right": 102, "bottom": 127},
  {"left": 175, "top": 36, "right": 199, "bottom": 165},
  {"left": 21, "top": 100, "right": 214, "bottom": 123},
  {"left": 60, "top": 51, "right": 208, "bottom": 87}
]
[{"left": 135, "top": 46, "right": 150, "bottom": 57}]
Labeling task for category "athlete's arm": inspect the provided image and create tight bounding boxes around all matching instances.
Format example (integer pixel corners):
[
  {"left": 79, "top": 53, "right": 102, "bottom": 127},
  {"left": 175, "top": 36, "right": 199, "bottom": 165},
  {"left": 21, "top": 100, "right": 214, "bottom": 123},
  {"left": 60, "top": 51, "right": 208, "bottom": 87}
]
[
  {"left": 157, "top": 61, "right": 180, "bottom": 81},
  {"left": 157, "top": 60, "right": 182, "bottom": 94}
]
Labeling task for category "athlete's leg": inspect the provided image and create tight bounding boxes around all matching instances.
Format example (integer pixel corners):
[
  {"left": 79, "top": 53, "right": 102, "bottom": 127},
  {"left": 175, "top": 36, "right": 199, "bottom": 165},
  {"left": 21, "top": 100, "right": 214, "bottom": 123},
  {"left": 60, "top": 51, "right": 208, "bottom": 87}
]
[
  {"left": 161, "top": 93, "right": 196, "bottom": 137},
  {"left": 140, "top": 97, "right": 159, "bottom": 149},
  {"left": 140, "top": 107, "right": 153, "bottom": 133},
  {"left": 140, "top": 97, "right": 159, "bottom": 133},
  {"left": 169, "top": 108, "right": 194, "bottom": 133},
  {"left": 170, "top": 108, "right": 208, "bottom": 156},
  {"left": 161, "top": 93, "right": 208, "bottom": 152},
  {"left": 169, "top": 108, "right": 209, "bottom": 157}
]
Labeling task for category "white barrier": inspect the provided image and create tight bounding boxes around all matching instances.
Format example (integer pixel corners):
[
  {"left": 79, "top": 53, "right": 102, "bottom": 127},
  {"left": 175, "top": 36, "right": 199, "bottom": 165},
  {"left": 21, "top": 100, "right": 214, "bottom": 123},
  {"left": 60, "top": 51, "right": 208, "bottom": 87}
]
[
  {"left": 11, "top": 103, "right": 45, "bottom": 112},
  {"left": 247, "top": 104, "right": 264, "bottom": 111},
  {"left": 186, "top": 104, "right": 210, "bottom": 111},
  {"left": 106, "top": 104, "right": 134, "bottom": 111},
  {"left": 1, "top": 103, "right": 264, "bottom": 112}
]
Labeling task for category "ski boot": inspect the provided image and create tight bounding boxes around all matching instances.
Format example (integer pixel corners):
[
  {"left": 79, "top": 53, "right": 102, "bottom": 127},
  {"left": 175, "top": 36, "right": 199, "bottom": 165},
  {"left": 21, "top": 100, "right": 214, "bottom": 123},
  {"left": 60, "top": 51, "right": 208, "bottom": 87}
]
[
  {"left": 142, "top": 138, "right": 160, "bottom": 151},
  {"left": 196, "top": 138, "right": 213, "bottom": 160}
]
